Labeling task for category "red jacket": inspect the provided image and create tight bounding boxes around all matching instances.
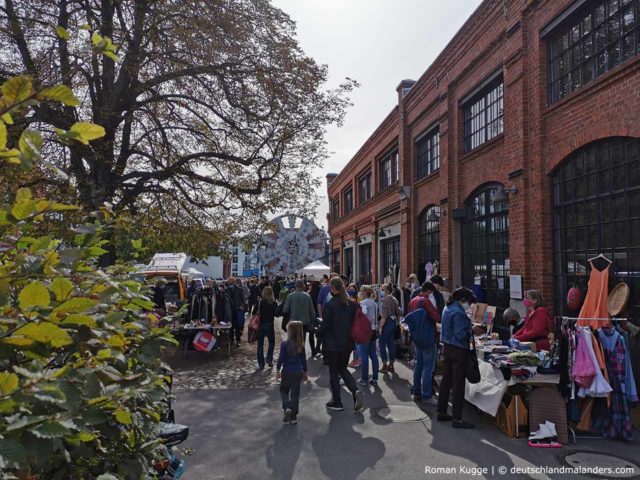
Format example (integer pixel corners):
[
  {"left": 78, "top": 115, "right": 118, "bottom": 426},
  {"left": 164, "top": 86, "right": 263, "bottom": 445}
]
[
  {"left": 513, "top": 307, "right": 552, "bottom": 351},
  {"left": 408, "top": 295, "right": 441, "bottom": 323}
]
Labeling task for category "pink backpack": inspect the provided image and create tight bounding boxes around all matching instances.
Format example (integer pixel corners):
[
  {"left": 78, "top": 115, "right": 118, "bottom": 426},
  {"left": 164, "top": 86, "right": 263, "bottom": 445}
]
[{"left": 351, "top": 305, "right": 372, "bottom": 344}]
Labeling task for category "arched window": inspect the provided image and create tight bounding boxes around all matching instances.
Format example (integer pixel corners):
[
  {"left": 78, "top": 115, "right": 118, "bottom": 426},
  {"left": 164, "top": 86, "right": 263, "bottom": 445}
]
[
  {"left": 552, "top": 137, "right": 640, "bottom": 317},
  {"left": 461, "top": 185, "right": 510, "bottom": 308},
  {"left": 418, "top": 206, "right": 441, "bottom": 269}
]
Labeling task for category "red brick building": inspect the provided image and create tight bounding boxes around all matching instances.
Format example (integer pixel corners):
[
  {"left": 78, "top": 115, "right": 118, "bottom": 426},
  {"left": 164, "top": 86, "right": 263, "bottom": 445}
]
[{"left": 327, "top": 0, "right": 640, "bottom": 318}]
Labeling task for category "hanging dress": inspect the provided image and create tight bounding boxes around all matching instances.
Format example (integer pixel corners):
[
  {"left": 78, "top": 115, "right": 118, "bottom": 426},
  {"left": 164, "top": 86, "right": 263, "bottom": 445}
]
[
  {"left": 577, "top": 260, "right": 611, "bottom": 329},
  {"left": 595, "top": 328, "right": 634, "bottom": 441}
]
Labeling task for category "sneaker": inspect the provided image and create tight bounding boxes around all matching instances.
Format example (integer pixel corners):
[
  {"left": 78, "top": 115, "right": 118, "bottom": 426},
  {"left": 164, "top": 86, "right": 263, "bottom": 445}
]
[
  {"left": 369, "top": 380, "right": 378, "bottom": 387},
  {"left": 452, "top": 420, "right": 475, "bottom": 429},
  {"left": 267, "top": 363, "right": 273, "bottom": 368},
  {"left": 326, "top": 401, "right": 344, "bottom": 411},
  {"left": 353, "top": 391, "right": 364, "bottom": 412},
  {"left": 357, "top": 379, "right": 368, "bottom": 386},
  {"left": 423, "top": 396, "right": 439, "bottom": 406},
  {"left": 379, "top": 364, "right": 389, "bottom": 374},
  {"left": 412, "top": 394, "right": 423, "bottom": 403},
  {"left": 348, "top": 360, "right": 359, "bottom": 368},
  {"left": 290, "top": 414, "right": 298, "bottom": 425},
  {"left": 437, "top": 413, "right": 453, "bottom": 422},
  {"left": 388, "top": 364, "right": 395, "bottom": 373},
  {"left": 283, "top": 408, "right": 292, "bottom": 423}
]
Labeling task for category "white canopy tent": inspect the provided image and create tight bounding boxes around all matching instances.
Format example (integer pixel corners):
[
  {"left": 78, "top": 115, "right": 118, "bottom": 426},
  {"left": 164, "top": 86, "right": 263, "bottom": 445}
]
[{"left": 295, "top": 260, "right": 330, "bottom": 278}]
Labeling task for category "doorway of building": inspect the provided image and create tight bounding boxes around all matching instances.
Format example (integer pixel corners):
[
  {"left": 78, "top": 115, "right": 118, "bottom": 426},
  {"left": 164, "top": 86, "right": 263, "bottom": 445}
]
[
  {"left": 461, "top": 185, "right": 510, "bottom": 308},
  {"left": 358, "top": 243, "right": 372, "bottom": 285},
  {"left": 381, "top": 237, "right": 401, "bottom": 284}
]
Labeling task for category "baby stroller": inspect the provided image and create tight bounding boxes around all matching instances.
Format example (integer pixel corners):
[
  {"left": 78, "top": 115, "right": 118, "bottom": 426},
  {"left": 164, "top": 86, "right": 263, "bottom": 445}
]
[{"left": 154, "top": 372, "right": 189, "bottom": 479}]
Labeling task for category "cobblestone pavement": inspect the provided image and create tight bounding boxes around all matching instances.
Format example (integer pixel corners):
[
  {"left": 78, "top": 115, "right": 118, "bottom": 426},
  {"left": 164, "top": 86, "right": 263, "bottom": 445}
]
[{"left": 168, "top": 319, "right": 285, "bottom": 391}]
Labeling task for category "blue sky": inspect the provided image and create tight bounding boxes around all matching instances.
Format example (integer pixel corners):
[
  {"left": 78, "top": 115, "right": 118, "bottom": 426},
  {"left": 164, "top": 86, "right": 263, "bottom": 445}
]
[{"left": 271, "top": 0, "right": 484, "bottom": 229}]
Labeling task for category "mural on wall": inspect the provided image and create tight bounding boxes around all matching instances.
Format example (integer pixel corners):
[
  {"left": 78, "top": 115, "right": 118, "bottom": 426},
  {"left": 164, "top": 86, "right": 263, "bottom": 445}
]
[{"left": 260, "top": 214, "right": 327, "bottom": 274}]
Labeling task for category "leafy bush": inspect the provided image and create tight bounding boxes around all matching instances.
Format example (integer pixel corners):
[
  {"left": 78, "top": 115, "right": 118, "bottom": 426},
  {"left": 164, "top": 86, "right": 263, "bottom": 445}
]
[{"left": 0, "top": 73, "right": 177, "bottom": 478}]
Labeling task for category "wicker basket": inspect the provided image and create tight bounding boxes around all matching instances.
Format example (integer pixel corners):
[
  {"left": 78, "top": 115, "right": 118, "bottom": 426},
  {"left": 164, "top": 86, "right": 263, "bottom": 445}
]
[{"left": 608, "top": 282, "right": 630, "bottom": 317}]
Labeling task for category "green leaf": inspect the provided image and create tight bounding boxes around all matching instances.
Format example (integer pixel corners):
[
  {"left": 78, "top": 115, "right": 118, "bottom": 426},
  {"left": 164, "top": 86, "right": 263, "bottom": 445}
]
[
  {"left": 61, "top": 314, "right": 96, "bottom": 327},
  {"left": 0, "top": 120, "right": 6, "bottom": 150},
  {"left": 19, "top": 129, "right": 43, "bottom": 156},
  {"left": 113, "top": 409, "right": 132, "bottom": 425},
  {"left": 96, "top": 474, "right": 121, "bottom": 480},
  {"left": 53, "top": 297, "right": 98, "bottom": 314},
  {"left": 91, "top": 31, "right": 102, "bottom": 45},
  {"left": 18, "top": 281, "right": 51, "bottom": 309},
  {"left": 50, "top": 277, "right": 73, "bottom": 301},
  {"left": 55, "top": 26, "right": 70, "bottom": 40},
  {"left": 80, "top": 23, "right": 92, "bottom": 30},
  {"left": 131, "top": 239, "right": 142, "bottom": 250},
  {"left": 87, "top": 246, "right": 108, "bottom": 257},
  {"left": 69, "top": 122, "right": 106, "bottom": 145},
  {"left": 0, "top": 438, "right": 26, "bottom": 468},
  {"left": 0, "top": 372, "right": 19, "bottom": 395},
  {"left": 32, "top": 420, "right": 71, "bottom": 438},
  {"left": 103, "top": 51, "right": 120, "bottom": 62},
  {"left": 20, "top": 322, "right": 72, "bottom": 347},
  {"left": 1, "top": 112, "right": 13, "bottom": 124},
  {"left": 1, "top": 76, "right": 32, "bottom": 103},
  {"left": 38, "top": 85, "right": 80, "bottom": 106}
]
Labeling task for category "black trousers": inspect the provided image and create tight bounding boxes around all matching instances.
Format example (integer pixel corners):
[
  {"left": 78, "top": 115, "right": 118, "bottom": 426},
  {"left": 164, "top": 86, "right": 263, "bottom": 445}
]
[
  {"left": 303, "top": 323, "right": 317, "bottom": 355},
  {"left": 325, "top": 350, "right": 358, "bottom": 404},
  {"left": 437, "top": 344, "right": 468, "bottom": 420},
  {"left": 280, "top": 371, "right": 303, "bottom": 414}
]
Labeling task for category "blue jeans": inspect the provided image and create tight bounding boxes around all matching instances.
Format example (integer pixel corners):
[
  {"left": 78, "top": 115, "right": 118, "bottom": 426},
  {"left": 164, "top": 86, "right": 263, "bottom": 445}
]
[
  {"left": 257, "top": 324, "right": 275, "bottom": 368},
  {"left": 379, "top": 319, "right": 396, "bottom": 364},
  {"left": 412, "top": 345, "right": 437, "bottom": 398},
  {"left": 357, "top": 337, "right": 379, "bottom": 382}
]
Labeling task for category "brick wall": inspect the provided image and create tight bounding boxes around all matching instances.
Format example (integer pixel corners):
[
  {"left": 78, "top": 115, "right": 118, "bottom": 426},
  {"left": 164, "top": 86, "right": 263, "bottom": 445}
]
[{"left": 328, "top": 0, "right": 640, "bottom": 314}]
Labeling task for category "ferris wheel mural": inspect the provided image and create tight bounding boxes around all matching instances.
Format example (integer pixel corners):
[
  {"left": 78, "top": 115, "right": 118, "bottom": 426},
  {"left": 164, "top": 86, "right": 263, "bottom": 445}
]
[{"left": 260, "top": 214, "right": 326, "bottom": 274}]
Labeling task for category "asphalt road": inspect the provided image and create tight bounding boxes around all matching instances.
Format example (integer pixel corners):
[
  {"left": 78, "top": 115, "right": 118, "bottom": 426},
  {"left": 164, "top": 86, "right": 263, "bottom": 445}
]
[{"left": 173, "top": 352, "right": 640, "bottom": 480}]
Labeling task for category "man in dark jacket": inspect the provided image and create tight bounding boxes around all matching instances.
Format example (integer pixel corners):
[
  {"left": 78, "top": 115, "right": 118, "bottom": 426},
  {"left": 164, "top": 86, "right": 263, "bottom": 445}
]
[{"left": 316, "top": 278, "right": 363, "bottom": 412}]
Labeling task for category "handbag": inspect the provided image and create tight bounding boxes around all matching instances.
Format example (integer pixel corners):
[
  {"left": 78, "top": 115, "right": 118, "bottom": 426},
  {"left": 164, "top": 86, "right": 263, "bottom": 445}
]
[
  {"left": 466, "top": 339, "right": 481, "bottom": 384},
  {"left": 193, "top": 330, "right": 216, "bottom": 352},
  {"left": 247, "top": 301, "right": 261, "bottom": 344}
]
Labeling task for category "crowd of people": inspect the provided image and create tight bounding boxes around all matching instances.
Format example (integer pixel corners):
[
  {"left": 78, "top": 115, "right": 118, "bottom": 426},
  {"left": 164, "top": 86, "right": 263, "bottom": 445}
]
[{"left": 163, "top": 271, "right": 553, "bottom": 430}]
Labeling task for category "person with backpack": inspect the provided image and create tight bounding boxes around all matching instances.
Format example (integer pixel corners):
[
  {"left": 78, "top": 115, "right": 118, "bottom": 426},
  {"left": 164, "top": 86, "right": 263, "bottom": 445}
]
[
  {"left": 405, "top": 282, "right": 441, "bottom": 404},
  {"left": 356, "top": 285, "right": 379, "bottom": 386},
  {"left": 379, "top": 283, "right": 402, "bottom": 374},
  {"left": 316, "top": 277, "right": 363, "bottom": 412},
  {"left": 255, "top": 286, "right": 277, "bottom": 369},
  {"left": 276, "top": 321, "right": 308, "bottom": 425}
]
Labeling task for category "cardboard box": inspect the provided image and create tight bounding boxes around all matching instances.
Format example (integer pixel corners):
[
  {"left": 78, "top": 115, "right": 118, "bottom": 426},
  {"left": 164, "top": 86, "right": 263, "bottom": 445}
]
[{"left": 495, "top": 394, "right": 528, "bottom": 438}]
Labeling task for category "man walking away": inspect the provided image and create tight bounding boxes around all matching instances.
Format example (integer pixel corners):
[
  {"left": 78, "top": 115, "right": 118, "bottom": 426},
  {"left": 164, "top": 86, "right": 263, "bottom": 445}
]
[{"left": 283, "top": 280, "right": 316, "bottom": 349}]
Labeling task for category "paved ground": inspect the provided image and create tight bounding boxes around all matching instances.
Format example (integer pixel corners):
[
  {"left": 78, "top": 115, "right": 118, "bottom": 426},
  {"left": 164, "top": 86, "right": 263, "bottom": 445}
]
[{"left": 169, "top": 319, "right": 640, "bottom": 480}]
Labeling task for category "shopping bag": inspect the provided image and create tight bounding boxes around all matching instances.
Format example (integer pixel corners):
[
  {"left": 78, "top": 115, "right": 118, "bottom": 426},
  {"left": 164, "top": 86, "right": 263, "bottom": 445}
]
[
  {"left": 247, "top": 314, "right": 260, "bottom": 344},
  {"left": 466, "top": 340, "right": 481, "bottom": 384},
  {"left": 193, "top": 331, "right": 216, "bottom": 352}
]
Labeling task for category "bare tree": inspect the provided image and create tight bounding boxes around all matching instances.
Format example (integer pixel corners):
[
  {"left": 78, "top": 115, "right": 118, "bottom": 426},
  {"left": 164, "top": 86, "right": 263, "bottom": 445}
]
[{"left": 0, "top": 0, "right": 355, "bottom": 262}]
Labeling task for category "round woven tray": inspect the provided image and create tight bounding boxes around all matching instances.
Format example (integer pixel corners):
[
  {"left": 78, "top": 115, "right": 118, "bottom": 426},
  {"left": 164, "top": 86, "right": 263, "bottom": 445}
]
[{"left": 608, "top": 282, "right": 630, "bottom": 316}]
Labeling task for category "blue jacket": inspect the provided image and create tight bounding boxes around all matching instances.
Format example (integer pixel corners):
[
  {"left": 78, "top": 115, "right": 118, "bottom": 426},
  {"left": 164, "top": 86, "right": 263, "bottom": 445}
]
[
  {"left": 276, "top": 340, "right": 307, "bottom": 373},
  {"left": 440, "top": 302, "right": 472, "bottom": 349},
  {"left": 402, "top": 308, "right": 436, "bottom": 350}
]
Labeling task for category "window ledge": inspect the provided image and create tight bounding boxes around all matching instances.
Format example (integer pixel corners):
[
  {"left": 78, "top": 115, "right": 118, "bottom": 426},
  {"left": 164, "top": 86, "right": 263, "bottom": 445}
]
[
  {"left": 415, "top": 170, "right": 441, "bottom": 188},
  {"left": 544, "top": 55, "right": 640, "bottom": 116},
  {"left": 460, "top": 134, "right": 505, "bottom": 163}
]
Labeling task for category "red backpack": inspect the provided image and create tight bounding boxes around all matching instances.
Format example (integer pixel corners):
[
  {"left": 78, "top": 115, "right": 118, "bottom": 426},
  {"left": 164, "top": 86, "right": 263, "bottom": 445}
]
[{"left": 351, "top": 305, "right": 372, "bottom": 344}]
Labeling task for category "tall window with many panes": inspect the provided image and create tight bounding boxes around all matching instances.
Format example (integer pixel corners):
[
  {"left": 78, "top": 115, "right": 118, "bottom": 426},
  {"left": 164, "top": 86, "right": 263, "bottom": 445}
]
[
  {"left": 462, "top": 77, "right": 504, "bottom": 154},
  {"left": 379, "top": 149, "right": 399, "bottom": 190},
  {"left": 416, "top": 127, "right": 440, "bottom": 179},
  {"left": 331, "top": 197, "right": 339, "bottom": 223},
  {"left": 344, "top": 188, "right": 353, "bottom": 215},
  {"left": 548, "top": 0, "right": 640, "bottom": 104},
  {"left": 358, "top": 172, "right": 371, "bottom": 205}
]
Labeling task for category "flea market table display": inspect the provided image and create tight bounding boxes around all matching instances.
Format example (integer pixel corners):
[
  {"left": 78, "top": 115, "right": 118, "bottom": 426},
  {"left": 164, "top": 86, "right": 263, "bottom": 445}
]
[{"left": 171, "top": 321, "right": 232, "bottom": 359}]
